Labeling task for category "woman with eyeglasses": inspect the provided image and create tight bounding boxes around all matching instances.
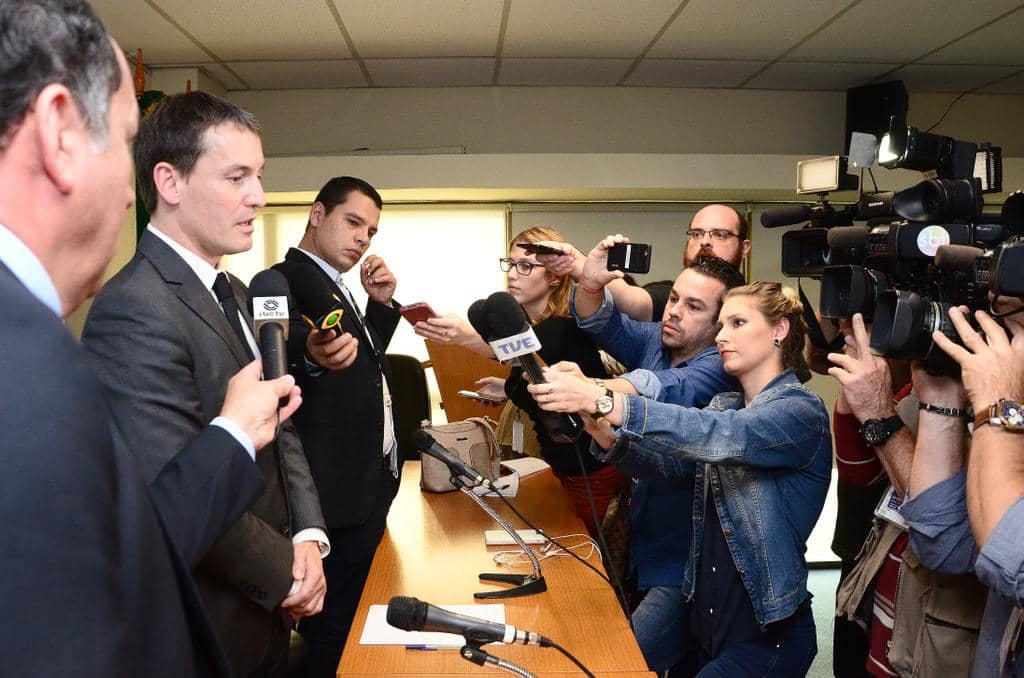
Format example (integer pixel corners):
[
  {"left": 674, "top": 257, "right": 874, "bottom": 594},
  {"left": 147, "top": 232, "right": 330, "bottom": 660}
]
[
  {"left": 529, "top": 282, "right": 830, "bottom": 676},
  {"left": 415, "top": 226, "right": 626, "bottom": 534}
]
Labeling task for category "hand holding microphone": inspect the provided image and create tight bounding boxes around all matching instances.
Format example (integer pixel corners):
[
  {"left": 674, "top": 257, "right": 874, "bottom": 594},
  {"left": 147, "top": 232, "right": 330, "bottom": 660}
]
[
  {"left": 220, "top": 360, "right": 301, "bottom": 451},
  {"left": 285, "top": 270, "right": 359, "bottom": 370}
]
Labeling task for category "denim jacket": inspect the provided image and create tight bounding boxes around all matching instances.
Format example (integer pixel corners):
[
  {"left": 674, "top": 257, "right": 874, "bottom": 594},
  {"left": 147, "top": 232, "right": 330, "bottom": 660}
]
[{"left": 594, "top": 370, "right": 832, "bottom": 626}]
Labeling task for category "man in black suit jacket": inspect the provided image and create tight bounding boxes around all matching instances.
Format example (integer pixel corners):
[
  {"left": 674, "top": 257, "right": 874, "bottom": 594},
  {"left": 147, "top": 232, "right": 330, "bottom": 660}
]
[
  {"left": 272, "top": 176, "right": 403, "bottom": 677},
  {"left": 0, "top": 2, "right": 302, "bottom": 675},
  {"left": 83, "top": 93, "right": 329, "bottom": 677}
]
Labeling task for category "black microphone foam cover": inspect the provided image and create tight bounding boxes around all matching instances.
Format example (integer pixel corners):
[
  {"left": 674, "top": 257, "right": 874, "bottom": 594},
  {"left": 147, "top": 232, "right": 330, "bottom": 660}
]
[
  {"left": 467, "top": 298, "right": 492, "bottom": 340},
  {"left": 826, "top": 226, "right": 870, "bottom": 250},
  {"left": 249, "top": 268, "right": 293, "bottom": 307},
  {"left": 935, "top": 244, "right": 984, "bottom": 272},
  {"left": 409, "top": 429, "right": 435, "bottom": 452},
  {"left": 386, "top": 596, "right": 427, "bottom": 631},
  {"left": 760, "top": 205, "right": 811, "bottom": 229},
  {"left": 484, "top": 291, "right": 530, "bottom": 338},
  {"left": 286, "top": 269, "right": 341, "bottom": 321}
]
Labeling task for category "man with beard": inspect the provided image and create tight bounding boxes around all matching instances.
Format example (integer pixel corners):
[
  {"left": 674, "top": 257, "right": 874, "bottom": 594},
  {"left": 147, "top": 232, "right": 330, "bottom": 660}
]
[
  {"left": 539, "top": 204, "right": 751, "bottom": 323},
  {"left": 566, "top": 252, "right": 745, "bottom": 674}
]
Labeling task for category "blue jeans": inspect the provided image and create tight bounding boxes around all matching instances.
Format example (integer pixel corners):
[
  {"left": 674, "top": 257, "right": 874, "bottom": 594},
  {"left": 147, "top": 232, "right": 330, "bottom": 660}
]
[
  {"left": 695, "top": 604, "right": 817, "bottom": 678},
  {"left": 631, "top": 586, "right": 693, "bottom": 672}
]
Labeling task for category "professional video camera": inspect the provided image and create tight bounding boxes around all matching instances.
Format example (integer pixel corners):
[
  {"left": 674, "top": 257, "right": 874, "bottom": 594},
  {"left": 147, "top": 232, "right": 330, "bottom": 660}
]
[{"left": 765, "top": 118, "right": 1023, "bottom": 371}]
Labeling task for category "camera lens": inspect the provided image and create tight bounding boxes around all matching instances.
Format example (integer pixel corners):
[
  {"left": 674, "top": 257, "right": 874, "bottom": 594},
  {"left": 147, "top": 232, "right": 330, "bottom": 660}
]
[
  {"left": 820, "top": 266, "right": 890, "bottom": 320},
  {"left": 870, "top": 290, "right": 949, "bottom": 359},
  {"left": 893, "top": 178, "right": 982, "bottom": 223}
]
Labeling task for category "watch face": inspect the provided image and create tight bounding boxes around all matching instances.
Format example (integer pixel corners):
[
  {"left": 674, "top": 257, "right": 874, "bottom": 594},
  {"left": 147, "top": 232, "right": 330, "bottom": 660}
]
[
  {"left": 862, "top": 420, "right": 883, "bottom": 444},
  {"left": 596, "top": 395, "right": 614, "bottom": 416},
  {"left": 999, "top": 401, "right": 1024, "bottom": 430}
]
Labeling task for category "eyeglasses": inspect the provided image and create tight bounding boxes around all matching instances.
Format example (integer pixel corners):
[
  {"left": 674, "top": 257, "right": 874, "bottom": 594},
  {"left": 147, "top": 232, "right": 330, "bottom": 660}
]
[
  {"left": 687, "top": 229, "right": 740, "bottom": 241},
  {"left": 499, "top": 258, "right": 545, "bottom": 276}
]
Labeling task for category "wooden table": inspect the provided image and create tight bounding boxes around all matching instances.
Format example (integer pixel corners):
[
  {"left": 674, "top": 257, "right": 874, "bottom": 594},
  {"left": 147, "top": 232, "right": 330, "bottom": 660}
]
[{"left": 336, "top": 462, "right": 653, "bottom": 677}]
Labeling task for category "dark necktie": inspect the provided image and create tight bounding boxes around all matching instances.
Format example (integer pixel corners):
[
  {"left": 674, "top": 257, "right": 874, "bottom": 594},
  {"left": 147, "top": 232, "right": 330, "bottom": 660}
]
[{"left": 212, "top": 272, "right": 255, "bottom": 361}]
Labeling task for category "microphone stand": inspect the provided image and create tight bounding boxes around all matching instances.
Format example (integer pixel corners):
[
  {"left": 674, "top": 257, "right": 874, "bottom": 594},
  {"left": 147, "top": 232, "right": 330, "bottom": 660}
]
[
  {"left": 449, "top": 474, "right": 547, "bottom": 599},
  {"left": 460, "top": 642, "right": 537, "bottom": 678}
]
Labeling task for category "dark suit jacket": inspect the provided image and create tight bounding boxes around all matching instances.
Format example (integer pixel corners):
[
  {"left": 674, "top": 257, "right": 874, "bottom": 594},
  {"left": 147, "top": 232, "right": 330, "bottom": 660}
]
[
  {"left": 273, "top": 248, "right": 402, "bottom": 528},
  {"left": 82, "top": 232, "right": 326, "bottom": 676},
  {"left": 0, "top": 263, "right": 264, "bottom": 676}
]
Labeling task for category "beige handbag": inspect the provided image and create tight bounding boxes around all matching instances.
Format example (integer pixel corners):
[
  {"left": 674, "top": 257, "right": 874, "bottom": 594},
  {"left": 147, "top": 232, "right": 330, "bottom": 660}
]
[{"left": 419, "top": 417, "right": 501, "bottom": 493}]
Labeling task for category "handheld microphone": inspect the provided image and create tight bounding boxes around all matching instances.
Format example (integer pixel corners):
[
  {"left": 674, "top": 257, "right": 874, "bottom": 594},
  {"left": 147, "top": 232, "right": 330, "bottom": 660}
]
[
  {"left": 386, "top": 596, "right": 550, "bottom": 647},
  {"left": 410, "top": 430, "right": 491, "bottom": 489},
  {"left": 286, "top": 271, "right": 346, "bottom": 339},
  {"left": 760, "top": 203, "right": 835, "bottom": 229},
  {"left": 248, "top": 270, "right": 291, "bottom": 386},
  {"left": 479, "top": 292, "right": 584, "bottom": 444}
]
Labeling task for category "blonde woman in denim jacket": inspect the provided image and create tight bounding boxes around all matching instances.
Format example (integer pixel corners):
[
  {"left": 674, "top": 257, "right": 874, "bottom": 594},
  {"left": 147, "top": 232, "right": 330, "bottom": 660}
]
[{"left": 531, "top": 282, "right": 832, "bottom": 677}]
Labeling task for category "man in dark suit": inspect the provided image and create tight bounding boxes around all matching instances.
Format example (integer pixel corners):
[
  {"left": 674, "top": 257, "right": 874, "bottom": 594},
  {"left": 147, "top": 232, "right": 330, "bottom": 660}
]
[
  {"left": 0, "top": 1, "right": 303, "bottom": 675},
  {"left": 82, "top": 92, "right": 329, "bottom": 677},
  {"left": 271, "top": 176, "right": 403, "bottom": 677}
]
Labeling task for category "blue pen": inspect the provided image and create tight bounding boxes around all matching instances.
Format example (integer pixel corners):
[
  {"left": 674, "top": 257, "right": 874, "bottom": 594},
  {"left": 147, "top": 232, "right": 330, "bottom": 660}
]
[{"left": 404, "top": 644, "right": 440, "bottom": 650}]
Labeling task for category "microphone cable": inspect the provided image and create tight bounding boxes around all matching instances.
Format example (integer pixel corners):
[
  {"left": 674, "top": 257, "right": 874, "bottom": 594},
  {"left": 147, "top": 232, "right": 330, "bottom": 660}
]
[{"left": 547, "top": 639, "right": 596, "bottom": 678}]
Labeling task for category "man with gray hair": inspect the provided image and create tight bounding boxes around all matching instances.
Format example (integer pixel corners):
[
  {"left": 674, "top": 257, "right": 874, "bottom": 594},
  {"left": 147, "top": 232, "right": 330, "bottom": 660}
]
[{"left": 0, "top": 1, "right": 302, "bottom": 675}]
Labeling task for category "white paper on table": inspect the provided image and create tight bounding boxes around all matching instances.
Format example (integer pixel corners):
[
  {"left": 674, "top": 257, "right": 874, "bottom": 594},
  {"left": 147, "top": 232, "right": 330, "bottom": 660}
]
[{"left": 358, "top": 603, "right": 506, "bottom": 647}]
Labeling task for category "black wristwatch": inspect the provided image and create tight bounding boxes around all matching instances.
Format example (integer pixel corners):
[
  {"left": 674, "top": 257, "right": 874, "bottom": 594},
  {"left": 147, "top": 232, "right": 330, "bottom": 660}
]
[{"left": 860, "top": 414, "right": 904, "bottom": 447}]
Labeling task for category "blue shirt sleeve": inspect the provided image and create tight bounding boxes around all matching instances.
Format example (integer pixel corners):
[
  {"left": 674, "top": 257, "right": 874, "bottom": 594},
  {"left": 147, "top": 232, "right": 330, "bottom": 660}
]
[
  {"left": 901, "top": 468, "right": 978, "bottom": 575},
  {"left": 975, "top": 494, "right": 1024, "bottom": 605},
  {"left": 606, "top": 387, "right": 829, "bottom": 471},
  {"left": 572, "top": 285, "right": 663, "bottom": 370}
]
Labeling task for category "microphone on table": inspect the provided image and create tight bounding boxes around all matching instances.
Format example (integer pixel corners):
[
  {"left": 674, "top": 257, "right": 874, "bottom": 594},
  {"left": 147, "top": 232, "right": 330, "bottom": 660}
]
[
  {"left": 248, "top": 269, "right": 292, "bottom": 382},
  {"left": 287, "top": 271, "right": 346, "bottom": 339},
  {"left": 473, "top": 291, "right": 584, "bottom": 445},
  {"left": 386, "top": 595, "right": 550, "bottom": 647},
  {"left": 410, "top": 429, "right": 492, "bottom": 489}
]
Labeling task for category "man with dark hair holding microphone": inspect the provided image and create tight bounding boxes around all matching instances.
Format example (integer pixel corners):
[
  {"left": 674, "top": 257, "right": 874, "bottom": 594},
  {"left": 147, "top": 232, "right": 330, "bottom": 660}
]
[
  {"left": 272, "top": 175, "right": 404, "bottom": 678},
  {"left": 82, "top": 91, "right": 329, "bottom": 677}
]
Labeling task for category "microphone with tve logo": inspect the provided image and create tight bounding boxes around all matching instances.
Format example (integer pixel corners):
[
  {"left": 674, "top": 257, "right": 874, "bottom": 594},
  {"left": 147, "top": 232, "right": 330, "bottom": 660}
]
[
  {"left": 472, "top": 292, "right": 583, "bottom": 445},
  {"left": 248, "top": 270, "right": 292, "bottom": 405},
  {"left": 386, "top": 595, "right": 550, "bottom": 647}
]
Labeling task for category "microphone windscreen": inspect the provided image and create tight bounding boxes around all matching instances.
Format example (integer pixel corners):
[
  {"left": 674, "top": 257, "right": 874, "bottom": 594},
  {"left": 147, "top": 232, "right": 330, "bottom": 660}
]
[
  {"left": 760, "top": 205, "right": 810, "bottom": 229},
  {"left": 484, "top": 291, "right": 530, "bottom": 338},
  {"left": 826, "top": 226, "right": 869, "bottom": 251},
  {"left": 249, "top": 269, "right": 292, "bottom": 307},
  {"left": 935, "top": 244, "right": 984, "bottom": 271},
  {"left": 285, "top": 270, "right": 341, "bottom": 319},
  {"left": 386, "top": 596, "right": 426, "bottom": 631},
  {"left": 467, "top": 298, "right": 492, "bottom": 340},
  {"left": 409, "top": 429, "right": 435, "bottom": 452},
  {"left": 848, "top": 131, "right": 878, "bottom": 169}
]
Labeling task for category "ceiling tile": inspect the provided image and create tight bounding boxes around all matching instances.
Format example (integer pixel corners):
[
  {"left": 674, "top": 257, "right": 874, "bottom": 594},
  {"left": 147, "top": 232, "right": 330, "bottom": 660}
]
[
  {"left": 503, "top": 0, "right": 683, "bottom": 57},
  {"left": 149, "top": 0, "right": 351, "bottom": 60},
  {"left": 980, "top": 70, "right": 1024, "bottom": 94},
  {"left": 93, "top": 0, "right": 208, "bottom": 63},
  {"left": 921, "top": 7, "right": 1024, "bottom": 66},
  {"left": 649, "top": 0, "right": 850, "bottom": 60},
  {"left": 787, "top": 0, "right": 1023, "bottom": 63},
  {"left": 225, "top": 61, "right": 367, "bottom": 90},
  {"left": 889, "top": 64, "right": 1020, "bottom": 92},
  {"left": 367, "top": 58, "right": 494, "bottom": 86},
  {"left": 625, "top": 59, "right": 766, "bottom": 87},
  {"left": 498, "top": 58, "right": 632, "bottom": 86},
  {"left": 334, "top": 0, "right": 505, "bottom": 57},
  {"left": 744, "top": 62, "right": 898, "bottom": 91}
]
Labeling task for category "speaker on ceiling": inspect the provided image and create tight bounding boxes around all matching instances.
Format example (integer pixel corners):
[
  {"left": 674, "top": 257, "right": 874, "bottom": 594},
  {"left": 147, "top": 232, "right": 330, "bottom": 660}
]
[{"left": 845, "top": 80, "right": 908, "bottom": 154}]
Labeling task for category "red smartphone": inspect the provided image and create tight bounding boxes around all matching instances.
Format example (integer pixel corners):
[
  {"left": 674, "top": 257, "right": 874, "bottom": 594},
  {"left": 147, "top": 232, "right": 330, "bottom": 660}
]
[{"left": 399, "top": 302, "right": 438, "bottom": 325}]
